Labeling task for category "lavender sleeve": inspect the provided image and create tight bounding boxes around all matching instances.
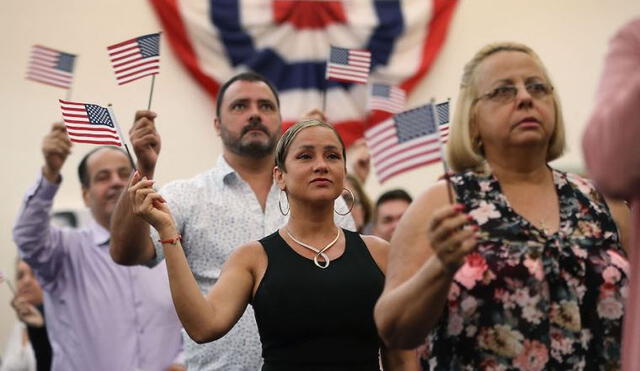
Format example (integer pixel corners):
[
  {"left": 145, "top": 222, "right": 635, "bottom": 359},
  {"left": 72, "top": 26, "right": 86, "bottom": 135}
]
[{"left": 12, "top": 174, "right": 69, "bottom": 289}]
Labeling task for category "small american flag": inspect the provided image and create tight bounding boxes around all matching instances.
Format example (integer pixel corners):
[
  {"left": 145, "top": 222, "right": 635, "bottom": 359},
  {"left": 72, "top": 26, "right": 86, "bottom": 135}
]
[
  {"left": 325, "top": 46, "right": 371, "bottom": 84},
  {"left": 436, "top": 100, "right": 450, "bottom": 143},
  {"left": 59, "top": 99, "right": 123, "bottom": 147},
  {"left": 367, "top": 83, "right": 406, "bottom": 114},
  {"left": 26, "top": 45, "right": 76, "bottom": 89},
  {"left": 365, "top": 104, "right": 442, "bottom": 183},
  {"left": 107, "top": 33, "right": 160, "bottom": 85}
]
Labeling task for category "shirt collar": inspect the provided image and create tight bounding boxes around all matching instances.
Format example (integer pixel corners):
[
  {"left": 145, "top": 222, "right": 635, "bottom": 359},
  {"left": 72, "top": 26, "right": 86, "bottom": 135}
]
[
  {"left": 87, "top": 216, "right": 110, "bottom": 246},
  {"left": 213, "top": 155, "right": 240, "bottom": 187}
]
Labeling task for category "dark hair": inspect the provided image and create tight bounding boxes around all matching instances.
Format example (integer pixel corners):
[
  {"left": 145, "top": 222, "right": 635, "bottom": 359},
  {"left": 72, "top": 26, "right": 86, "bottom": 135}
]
[
  {"left": 275, "top": 119, "right": 346, "bottom": 172},
  {"left": 77, "top": 146, "right": 126, "bottom": 188},
  {"left": 375, "top": 189, "right": 412, "bottom": 208},
  {"left": 215, "top": 72, "right": 280, "bottom": 118},
  {"left": 345, "top": 173, "right": 373, "bottom": 227}
]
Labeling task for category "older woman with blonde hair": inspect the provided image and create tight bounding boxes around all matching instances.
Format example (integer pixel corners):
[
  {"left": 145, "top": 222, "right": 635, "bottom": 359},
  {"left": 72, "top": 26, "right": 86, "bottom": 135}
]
[{"left": 374, "top": 42, "right": 630, "bottom": 369}]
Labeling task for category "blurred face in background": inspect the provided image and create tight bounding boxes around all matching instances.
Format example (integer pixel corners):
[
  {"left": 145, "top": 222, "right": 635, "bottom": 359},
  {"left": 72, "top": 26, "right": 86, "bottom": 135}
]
[
  {"left": 82, "top": 148, "right": 132, "bottom": 228},
  {"left": 372, "top": 199, "right": 411, "bottom": 242},
  {"left": 16, "top": 260, "right": 44, "bottom": 306}
]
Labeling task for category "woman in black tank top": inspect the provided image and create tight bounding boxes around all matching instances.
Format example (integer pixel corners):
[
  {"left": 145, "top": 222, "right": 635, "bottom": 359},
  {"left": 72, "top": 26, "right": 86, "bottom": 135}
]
[{"left": 131, "top": 119, "right": 419, "bottom": 370}]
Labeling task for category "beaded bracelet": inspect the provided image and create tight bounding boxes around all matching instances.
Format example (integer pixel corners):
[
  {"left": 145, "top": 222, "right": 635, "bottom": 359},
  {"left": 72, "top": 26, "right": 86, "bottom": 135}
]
[{"left": 159, "top": 235, "right": 182, "bottom": 245}]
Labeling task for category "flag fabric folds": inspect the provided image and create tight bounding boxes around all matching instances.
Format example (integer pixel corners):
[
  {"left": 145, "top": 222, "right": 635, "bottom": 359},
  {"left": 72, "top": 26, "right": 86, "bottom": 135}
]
[
  {"left": 367, "top": 83, "right": 406, "bottom": 114},
  {"left": 325, "top": 46, "right": 371, "bottom": 84},
  {"left": 148, "top": 0, "right": 459, "bottom": 146},
  {"left": 26, "top": 45, "right": 76, "bottom": 89},
  {"left": 59, "top": 100, "right": 123, "bottom": 147},
  {"left": 436, "top": 101, "right": 450, "bottom": 143},
  {"left": 365, "top": 104, "right": 442, "bottom": 183},
  {"left": 107, "top": 33, "right": 160, "bottom": 85}
]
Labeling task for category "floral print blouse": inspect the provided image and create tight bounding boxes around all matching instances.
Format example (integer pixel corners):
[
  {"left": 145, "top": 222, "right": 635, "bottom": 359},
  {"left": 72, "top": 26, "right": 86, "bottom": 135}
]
[{"left": 420, "top": 169, "right": 628, "bottom": 371}]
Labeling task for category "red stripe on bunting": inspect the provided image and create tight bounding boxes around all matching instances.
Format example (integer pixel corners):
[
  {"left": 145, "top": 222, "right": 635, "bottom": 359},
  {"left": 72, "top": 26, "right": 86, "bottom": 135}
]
[
  {"left": 150, "top": 0, "right": 459, "bottom": 148},
  {"left": 399, "top": 0, "right": 458, "bottom": 93},
  {"left": 149, "top": 0, "right": 220, "bottom": 98},
  {"left": 365, "top": 0, "right": 458, "bottom": 134},
  {"left": 272, "top": 1, "right": 347, "bottom": 28}
]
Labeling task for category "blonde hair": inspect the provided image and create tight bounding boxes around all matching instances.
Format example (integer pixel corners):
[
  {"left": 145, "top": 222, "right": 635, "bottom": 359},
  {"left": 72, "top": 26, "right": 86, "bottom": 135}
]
[{"left": 447, "top": 42, "right": 566, "bottom": 172}]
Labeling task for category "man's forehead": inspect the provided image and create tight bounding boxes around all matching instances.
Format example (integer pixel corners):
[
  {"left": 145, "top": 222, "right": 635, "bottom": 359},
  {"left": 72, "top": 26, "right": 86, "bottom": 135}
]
[
  {"left": 223, "top": 80, "right": 277, "bottom": 102},
  {"left": 379, "top": 199, "right": 410, "bottom": 213},
  {"left": 86, "top": 149, "right": 130, "bottom": 174}
]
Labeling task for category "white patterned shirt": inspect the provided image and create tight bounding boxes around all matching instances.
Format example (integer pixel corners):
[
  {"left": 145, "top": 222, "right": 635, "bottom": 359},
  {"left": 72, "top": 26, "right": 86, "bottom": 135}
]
[{"left": 148, "top": 156, "right": 355, "bottom": 370}]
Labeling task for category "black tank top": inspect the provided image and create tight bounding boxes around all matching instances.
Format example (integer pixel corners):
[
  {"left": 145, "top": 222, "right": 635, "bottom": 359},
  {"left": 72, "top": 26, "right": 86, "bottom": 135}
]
[{"left": 252, "top": 229, "right": 385, "bottom": 371}]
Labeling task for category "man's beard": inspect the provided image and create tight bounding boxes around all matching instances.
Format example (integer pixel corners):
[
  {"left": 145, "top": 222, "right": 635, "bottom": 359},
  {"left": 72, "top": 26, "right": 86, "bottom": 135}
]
[{"left": 220, "top": 118, "right": 279, "bottom": 158}]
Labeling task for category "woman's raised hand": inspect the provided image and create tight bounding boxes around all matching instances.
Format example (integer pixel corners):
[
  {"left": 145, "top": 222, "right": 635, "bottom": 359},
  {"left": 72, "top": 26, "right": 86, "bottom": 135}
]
[
  {"left": 428, "top": 203, "right": 478, "bottom": 275},
  {"left": 129, "top": 170, "right": 174, "bottom": 233}
]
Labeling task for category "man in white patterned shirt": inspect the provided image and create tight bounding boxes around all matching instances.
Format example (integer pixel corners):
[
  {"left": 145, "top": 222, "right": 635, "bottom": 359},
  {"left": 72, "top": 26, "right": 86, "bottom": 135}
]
[{"left": 110, "top": 72, "right": 355, "bottom": 370}]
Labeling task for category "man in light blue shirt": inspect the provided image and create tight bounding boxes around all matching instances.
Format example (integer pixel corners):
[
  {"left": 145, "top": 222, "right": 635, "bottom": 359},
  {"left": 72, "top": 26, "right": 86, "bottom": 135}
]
[{"left": 13, "top": 122, "right": 184, "bottom": 371}]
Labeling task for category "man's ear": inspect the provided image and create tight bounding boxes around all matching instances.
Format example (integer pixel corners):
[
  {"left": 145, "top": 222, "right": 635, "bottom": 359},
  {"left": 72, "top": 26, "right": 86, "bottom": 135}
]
[
  {"left": 273, "top": 166, "right": 285, "bottom": 191},
  {"left": 213, "top": 117, "right": 221, "bottom": 136},
  {"left": 81, "top": 187, "right": 91, "bottom": 207}
]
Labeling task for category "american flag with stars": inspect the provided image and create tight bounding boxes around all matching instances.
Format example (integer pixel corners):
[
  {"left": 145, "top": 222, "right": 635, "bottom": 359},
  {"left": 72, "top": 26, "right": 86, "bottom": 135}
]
[
  {"left": 365, "top": 104, "right": 443, "bottom": 183},
  {"left": 367, "top": 83, "right": 406, "bottom": 114},
  {"left": 107, "top": 33, "right": 160, "bottom": 85},
  {"left": 436, "top": 100, "right": 450, "bottom": 143},
  {"left": 59, "top": 100, "right": 123, "bottom": 147},
  {"left": 26, "top": 45, "right": 76, "bottom": 89},
  {"left": 325, "top": 46, "right": 371, "bottom": 84}
]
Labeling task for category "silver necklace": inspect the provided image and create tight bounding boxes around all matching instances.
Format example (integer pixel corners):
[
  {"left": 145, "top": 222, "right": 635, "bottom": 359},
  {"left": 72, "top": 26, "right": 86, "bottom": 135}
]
[{"left": 285, "top": 228, "right": 341, "bottom": 269}]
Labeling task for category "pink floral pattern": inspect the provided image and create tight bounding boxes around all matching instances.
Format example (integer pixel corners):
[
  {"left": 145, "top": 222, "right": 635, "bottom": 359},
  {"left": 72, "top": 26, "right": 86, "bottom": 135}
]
[{"left": 421, "top": 169, "right": 627, "bottom": 370}]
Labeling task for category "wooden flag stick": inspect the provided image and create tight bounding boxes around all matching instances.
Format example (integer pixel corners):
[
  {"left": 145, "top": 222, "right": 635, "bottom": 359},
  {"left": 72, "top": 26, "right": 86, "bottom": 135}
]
[
  {"left": 3, "top": 277, "right": 16, "bottom": 295},
  {"left": 147, "top": 74, "right": 156, "bottom": 110},
  {"left": 321, "top": 88, "right": 327, "bottom": 114},
  {"left": 430, "top": 99, "right": 455, "bottom": 204},
  {"left": 107, "top": 104, "right": 137, "bottom": 171},
  {"left": 442, "top": 161, "right": 455, "bottom": 205}
]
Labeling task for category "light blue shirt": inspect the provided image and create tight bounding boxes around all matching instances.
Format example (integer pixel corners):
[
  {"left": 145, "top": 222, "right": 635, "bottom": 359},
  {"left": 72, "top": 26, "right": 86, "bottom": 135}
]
[{"left": 13, "top": 175, "right": 183, "bottom": 371}]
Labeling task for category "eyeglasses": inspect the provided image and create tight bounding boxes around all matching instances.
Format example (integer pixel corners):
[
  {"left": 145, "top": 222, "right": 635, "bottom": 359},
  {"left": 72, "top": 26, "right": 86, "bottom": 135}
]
[{"left": 474, "top": 82, "right": 554, "bottom": 104}]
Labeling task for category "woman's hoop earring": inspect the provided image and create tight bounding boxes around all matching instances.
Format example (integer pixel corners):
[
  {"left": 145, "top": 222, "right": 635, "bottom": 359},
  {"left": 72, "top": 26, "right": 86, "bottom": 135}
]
[
  {"left": 335, "top": 187, "right": 356, "bottom": 216},
  {"left": 278, "top": 190, "right": 290, "bottom": 216}
]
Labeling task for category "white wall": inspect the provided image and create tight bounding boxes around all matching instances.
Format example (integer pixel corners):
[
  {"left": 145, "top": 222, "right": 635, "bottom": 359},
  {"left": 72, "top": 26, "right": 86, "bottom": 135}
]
[{"left": 1, "top": 0, "right": 638, "bottom": 353}]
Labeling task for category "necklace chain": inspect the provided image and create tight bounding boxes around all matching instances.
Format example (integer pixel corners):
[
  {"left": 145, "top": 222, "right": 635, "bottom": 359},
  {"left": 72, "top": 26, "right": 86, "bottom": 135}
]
[{"left": 285, "top": 228, "right": 341, "bottom": 269}]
